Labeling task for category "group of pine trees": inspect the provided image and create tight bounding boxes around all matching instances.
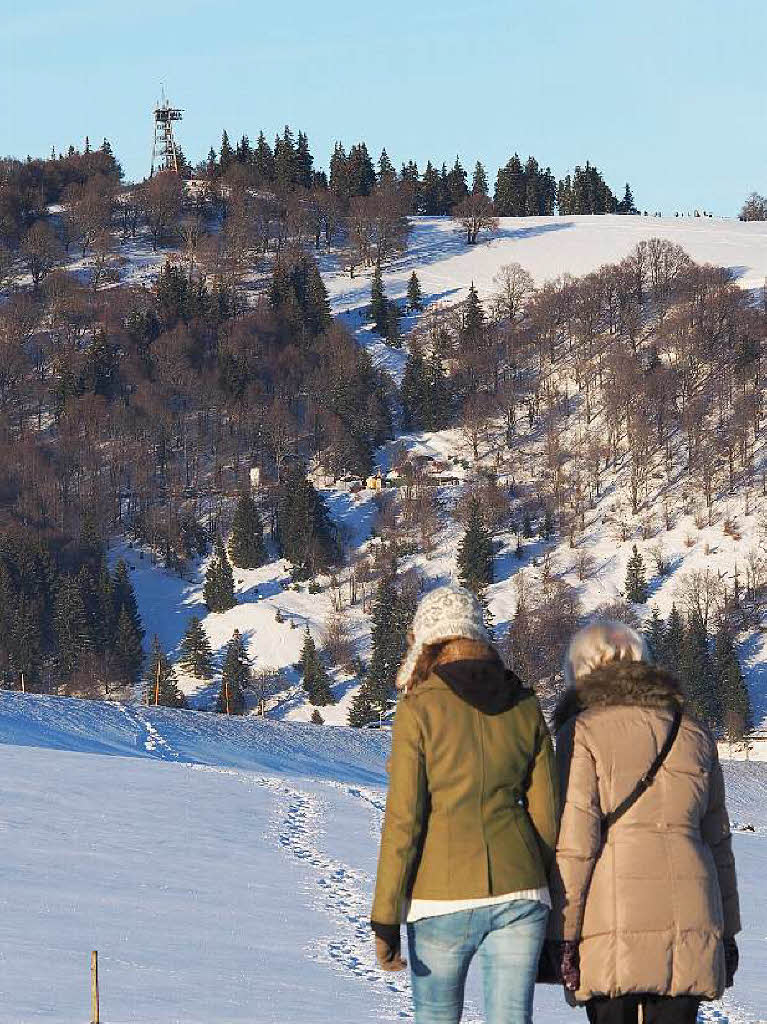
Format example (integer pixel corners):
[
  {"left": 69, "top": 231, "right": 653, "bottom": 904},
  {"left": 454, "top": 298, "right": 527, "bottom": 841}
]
[
  {"left": 645, "top": 605, "right": 752, "bottom": 740},
  {"left": 0, "top": 528, "right": 145, "bottom": 696},
  {"left": 198, "top": 127, "right": 634, "bottom": 217},
  {"left": 207, "top": 126, "right": 316, "bottom": 190}
]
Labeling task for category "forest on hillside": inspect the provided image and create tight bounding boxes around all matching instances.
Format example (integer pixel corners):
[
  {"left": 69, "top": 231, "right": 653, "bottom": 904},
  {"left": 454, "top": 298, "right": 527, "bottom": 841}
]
[{"left": 0, "top": 138, "right": 763, "bottom": 736}]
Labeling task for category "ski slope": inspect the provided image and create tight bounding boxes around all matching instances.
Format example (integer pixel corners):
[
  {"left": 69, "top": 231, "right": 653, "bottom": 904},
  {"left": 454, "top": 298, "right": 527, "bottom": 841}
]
[{"left": 0, "top": 690, "right": 765, "bottom": 1024}]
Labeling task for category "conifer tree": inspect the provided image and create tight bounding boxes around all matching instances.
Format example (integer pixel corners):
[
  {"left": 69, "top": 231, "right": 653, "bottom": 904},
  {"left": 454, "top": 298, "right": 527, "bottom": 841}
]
[
  {"left": 457, "top": 498, "right": 494, "bottom": 596},
  {"left": 472, "top": 161, "right": 489, "bottom": 196},
  {"left": 461, "top": 283, "right": 485, "bottom": 346},
  {"left": 364, "top": 576, "right": 411, "bottom": 712},
  {"left": 377, "top": 148, "right": 396, "bottom": 186},
  {"left": 53, "top": 576, "right": 92, "bottom": 677},
  {"left": 204, "top": 535, "right": 236, "bottom": 612},
  {"left": 401, "top": 345, "right": 429, "bottom": 431},
  {"left": 219, "top": 130, "right": 234, "bottom": 173},
  {"left": 680, "top": 613, "right": 716, "bottom": 724},
  {"left": 216, "top": 629, "right": 249, "bottom": 714},
  {"left": 714, "top": 620, "right": 752, "bottom": 740},
  {"left": 311, "top": 708, "right": 325, "bottom": 724},
  {"left": 114, "top": 605, "right": 145, "bottom": 684},
  {"left": 229, "top": 492, "right": 266, "bottom": 569},
  {"left": 300, "top": 627, "right": 335, "bottom": 706},
  {"left": 370, "top": 263, "right": 388, "bottom": 336},
  {"left": 112, "top": 559, "right": 144, "bottom": 643},
  {"left": 179, "top": 617, "right": 214, "bottom": 679},
  {"left": 145, "top": 635, "right": 186, "bottom": 708},
  {"left": 424, "top": 352, "right": 450, "bottom": 430},
  {"left": 661, "top": 603, "right": 684, "bottom": 677},
  {"left": 624, "top": 545, "right": 648, "bottom": 603},
  {"left": 407, "top": 271, "right": 424, "bottom": 312},
  {"left": 644, "top": 606, "right": 666, "bottom": 664},
  {"left": 348, "top": 680, "right": 377, "bottom": 727},
  {"left": 276, "top": 466, "right": 337, "bottom": 579}
]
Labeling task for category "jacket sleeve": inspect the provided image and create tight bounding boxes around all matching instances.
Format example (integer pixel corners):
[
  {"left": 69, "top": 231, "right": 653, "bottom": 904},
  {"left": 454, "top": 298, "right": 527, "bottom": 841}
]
[
  {"left": 701, "top": 746, "right": 741, "bottom": 937},
  {"left": 525, "top": 702, "right": 559, "bottom": 875},
  {"left": 371, "top": 697, "right": 427, "bottom": 926},
  {"left": 549, "top": 718, "right": 602, "bottom": 942}
]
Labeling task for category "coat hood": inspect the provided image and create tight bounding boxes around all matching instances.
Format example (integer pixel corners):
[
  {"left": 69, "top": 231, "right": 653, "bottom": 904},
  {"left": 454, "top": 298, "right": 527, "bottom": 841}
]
[
  {"left": 552, "top": 659, "right": 684, "bottom": 732},
  {"left": 432, "top": 645, "right": 526, "bottom": 716}
]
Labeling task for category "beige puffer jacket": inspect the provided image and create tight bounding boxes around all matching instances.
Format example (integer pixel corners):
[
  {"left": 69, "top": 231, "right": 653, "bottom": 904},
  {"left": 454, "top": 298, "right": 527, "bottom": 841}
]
[{"left": 549, "top": 661, "right": 740, "bottom": 1003}]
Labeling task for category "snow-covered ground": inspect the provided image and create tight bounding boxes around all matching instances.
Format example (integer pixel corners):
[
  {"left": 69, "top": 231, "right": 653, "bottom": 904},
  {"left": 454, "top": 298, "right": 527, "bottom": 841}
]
[{"left": 0, "top": 691, "right": 764, "bottom": 1024}]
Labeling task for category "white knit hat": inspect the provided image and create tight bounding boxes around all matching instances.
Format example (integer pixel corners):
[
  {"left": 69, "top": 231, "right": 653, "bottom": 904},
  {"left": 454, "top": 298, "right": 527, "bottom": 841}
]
[{"left": 396, "top": 584, "right": 491, "bottom": 692}]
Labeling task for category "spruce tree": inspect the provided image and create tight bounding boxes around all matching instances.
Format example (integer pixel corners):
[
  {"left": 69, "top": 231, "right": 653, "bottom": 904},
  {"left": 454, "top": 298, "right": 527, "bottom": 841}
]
[
  {"left": 461, "top": 283, "right": 485, "bottom": 350},
  {"left": 370, "top": 263, "right": 388, "bottom": 336},
  {"left": 624, "top": 545, "right": 648, "bottom": 603},
  {"left": 348, "top": 680, "right": 377, "bottom": 727},
  {"left": 276, "top": 466, "right": 337, "bottom": 579},
  {"left": 365, "top": 576, "right": 410, "bottom": 713},
  {"left": 680, "top": 613, "right": 716, "bottom": 724},
  {"left": 114, "top": 605, "right": 145, "bottom": 684},
  {"left": 53, "top": 576, "right": 92, "bottom": 677},
  {"left": 145, "top": 635, "right": 186, "bottom": 708},
  {"left": 661, "top": 604, "right": 684, "bottom": 677},
  {"left": 112, "top": 559, "right": 144, "bottom": 645},
  {"left": 401, "top": 344, "right": 429, "bottom": 431},
  {"left": 457, "top": 498, "right": 494, "bottom": 596},
  {"left": 300, "top": 627, "right": 335, "bottom": 706},
  {"left": 644, "top": 606, "right": 666, "bottom": 664},
  {"left": 472, "top": 161, "right": 489, "bottom": 196},
  {"left": 229, "top": 492, "right": 266, "bottom": 569},
  {"left": 407, "top": 271, "right": 424, "bottom": 312},
  {"left": 216, "top": 629, "right": 249, "bottom": 714},
  {"left": 204, "top": 535, "right": 236, "bottom": 612},
  {"left": 311, "top": 709, "right": 325, "bottom": 725},
  {"left": 714, "top": 620, "right": 752, "bottom": 740},
  {"left": 179, "top": 616, "right": 214, "bottom": 678}
]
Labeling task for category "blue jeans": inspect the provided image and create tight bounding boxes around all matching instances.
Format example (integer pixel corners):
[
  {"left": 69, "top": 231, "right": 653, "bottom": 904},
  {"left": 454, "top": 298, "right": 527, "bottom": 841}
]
[{"left": 406, "top": 899, "right": 548, "bottom": 1024}]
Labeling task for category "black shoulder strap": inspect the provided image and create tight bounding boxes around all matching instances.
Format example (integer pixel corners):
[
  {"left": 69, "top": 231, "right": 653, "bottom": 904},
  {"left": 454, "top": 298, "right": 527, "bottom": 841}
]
[{"left": 601, "top": 709, "right": 683, "bottom": 838}]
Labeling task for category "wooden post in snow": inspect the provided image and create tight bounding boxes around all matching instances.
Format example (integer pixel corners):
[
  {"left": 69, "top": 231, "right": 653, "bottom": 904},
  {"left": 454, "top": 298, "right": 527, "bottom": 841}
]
[
  {"left": 154, "top": 659, "right": 161, "bottom": 707},
  {"left": 90, "top": 950, "right": 99, "bottom": 1024},
  {"left": 20, "top": 673, "right": 25, "bottom": 694}
]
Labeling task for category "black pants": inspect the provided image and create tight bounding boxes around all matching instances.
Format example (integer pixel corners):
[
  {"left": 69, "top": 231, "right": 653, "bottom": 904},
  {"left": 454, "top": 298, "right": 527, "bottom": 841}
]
[{"left": 586, "top": 995, "right": 701, "bottom": 1024}]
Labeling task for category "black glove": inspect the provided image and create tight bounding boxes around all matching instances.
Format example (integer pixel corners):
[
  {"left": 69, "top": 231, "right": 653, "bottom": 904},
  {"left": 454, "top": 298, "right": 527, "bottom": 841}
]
[
  {"left": 372, "top": 922, "right": 407, "bottom": 972},
  {"left": 724, "top": 936, "right": 739, "bottom": 988}
]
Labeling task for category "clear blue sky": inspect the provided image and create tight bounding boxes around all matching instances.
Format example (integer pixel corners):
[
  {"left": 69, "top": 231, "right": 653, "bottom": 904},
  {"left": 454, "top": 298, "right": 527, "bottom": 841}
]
[{"left": 2, "top": 0, "right": 765, "bottom": 214}]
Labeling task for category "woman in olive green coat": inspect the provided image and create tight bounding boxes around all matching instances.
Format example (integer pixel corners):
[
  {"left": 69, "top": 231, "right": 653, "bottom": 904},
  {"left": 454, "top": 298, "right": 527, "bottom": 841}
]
[{"left": 371, "top": 584, "right": 558, "bottom": 1024}]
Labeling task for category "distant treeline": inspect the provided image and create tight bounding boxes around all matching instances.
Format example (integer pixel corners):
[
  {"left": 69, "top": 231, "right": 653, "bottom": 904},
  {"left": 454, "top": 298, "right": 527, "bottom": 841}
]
[{"left": 200, "top": 125, "right": 637, "bottom": 216}]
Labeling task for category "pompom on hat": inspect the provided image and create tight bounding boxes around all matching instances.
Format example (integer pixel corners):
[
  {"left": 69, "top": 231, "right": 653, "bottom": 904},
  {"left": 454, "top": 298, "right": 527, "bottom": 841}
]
[{"left": 396, "top": 583, "right": 491, "bottom": 692}]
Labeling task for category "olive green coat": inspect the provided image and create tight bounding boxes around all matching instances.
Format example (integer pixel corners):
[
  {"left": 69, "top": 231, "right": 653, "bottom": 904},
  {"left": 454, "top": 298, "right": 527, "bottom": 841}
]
[{"left": 371, "top": 654, "right": 558, "bottom": 926}]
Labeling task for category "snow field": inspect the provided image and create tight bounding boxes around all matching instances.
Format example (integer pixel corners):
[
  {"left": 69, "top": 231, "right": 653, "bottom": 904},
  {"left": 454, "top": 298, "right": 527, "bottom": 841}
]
[{"left": 0, "top": 692, "right": 765, "bottom": 1023}]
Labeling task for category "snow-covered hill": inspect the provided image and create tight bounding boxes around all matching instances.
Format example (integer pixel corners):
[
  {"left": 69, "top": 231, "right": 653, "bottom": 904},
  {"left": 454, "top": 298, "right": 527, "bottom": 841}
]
[
  {"left": 115, "top": 213, "right": 767, "bottom": 729},
  {"left": 1, "top": 691, "right": 765, "bottom": 1023}
]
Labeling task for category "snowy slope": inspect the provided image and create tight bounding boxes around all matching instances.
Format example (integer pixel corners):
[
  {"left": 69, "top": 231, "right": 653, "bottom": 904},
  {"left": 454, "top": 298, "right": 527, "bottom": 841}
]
[
  {"left": 1, "top": 691, "right": 765, "bottom": 1024},
  {"left": 105, "top": 213, "right": 767, "bottom": 728}
]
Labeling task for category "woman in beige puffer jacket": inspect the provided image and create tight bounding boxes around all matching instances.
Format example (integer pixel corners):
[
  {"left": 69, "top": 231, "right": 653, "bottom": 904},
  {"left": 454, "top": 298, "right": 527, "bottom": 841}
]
[{"left": 549, "top": 621, "right": 741, "bottom": 1024}]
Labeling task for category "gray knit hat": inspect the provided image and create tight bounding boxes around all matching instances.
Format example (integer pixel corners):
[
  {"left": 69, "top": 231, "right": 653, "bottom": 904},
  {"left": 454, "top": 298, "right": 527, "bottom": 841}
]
[{"left": 396, "top": 583, "right": 491, "bottom": 692}]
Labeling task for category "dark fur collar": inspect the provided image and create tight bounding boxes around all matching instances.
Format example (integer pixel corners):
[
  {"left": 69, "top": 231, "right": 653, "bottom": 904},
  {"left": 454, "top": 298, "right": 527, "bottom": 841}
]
[{"left": 552, "top": 660, "right": 684, "bottom": 732}]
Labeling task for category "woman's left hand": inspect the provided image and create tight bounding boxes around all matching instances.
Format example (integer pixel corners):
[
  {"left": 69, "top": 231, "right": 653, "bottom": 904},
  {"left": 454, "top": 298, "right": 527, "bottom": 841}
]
[{"left": 375, "top": 933, "right": 407, "bottom": 972}]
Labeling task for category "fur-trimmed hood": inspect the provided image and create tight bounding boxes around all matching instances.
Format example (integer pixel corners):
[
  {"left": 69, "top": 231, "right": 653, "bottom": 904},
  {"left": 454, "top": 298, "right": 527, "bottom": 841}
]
[{"left": 552, "top": 659, "right": 684, "bottom": 733}]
